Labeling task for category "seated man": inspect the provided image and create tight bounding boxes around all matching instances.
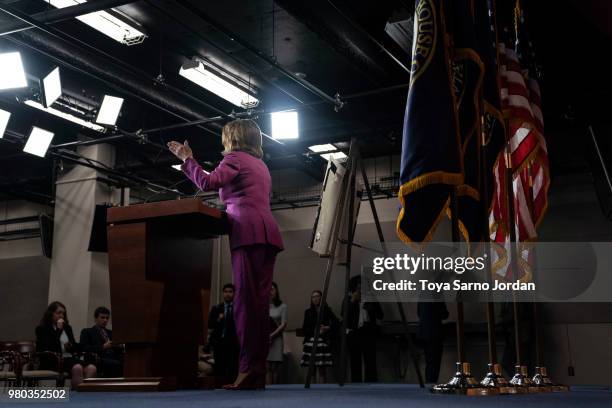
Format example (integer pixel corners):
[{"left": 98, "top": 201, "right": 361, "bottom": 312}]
[
  {"left": 204, "top": 283, "right": 239, "bottom": 381},
  {"left": 80, "top": 306, "right": 123, "bottom": 378}
]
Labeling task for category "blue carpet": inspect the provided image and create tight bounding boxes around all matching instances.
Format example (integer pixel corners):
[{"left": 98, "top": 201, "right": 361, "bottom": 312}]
[{"left": 5, "top": 384, "right": 611, "bottom": 408}]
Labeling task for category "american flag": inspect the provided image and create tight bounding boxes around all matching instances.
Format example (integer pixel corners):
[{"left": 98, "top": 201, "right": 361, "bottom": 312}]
[{"left": 489, "top": 6, "right": 549, "bottom": 281}]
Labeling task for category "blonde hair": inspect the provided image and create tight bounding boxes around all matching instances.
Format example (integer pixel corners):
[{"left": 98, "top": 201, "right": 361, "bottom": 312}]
[{"left": 221, "top": 119, "right": 263, "bottom": 159}]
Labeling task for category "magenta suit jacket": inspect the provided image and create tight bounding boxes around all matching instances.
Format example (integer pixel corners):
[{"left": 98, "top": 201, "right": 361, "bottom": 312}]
[{"left": 181, "top": 151, "right": 284, "bottom": 251}]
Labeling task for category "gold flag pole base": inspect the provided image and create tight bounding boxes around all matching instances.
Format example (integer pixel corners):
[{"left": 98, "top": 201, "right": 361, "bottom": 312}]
[
  {"left": 509, "top": 365, "right": 540, "bottom": 393},
  {"left": 480, "top": 363, "right": 515, "bottom": 394},
  {"left": 431, "top": 362, "right": 494, "bottom": 395},
  {"left": 532, "top": 366, "right": 569, "bottom": 392}
]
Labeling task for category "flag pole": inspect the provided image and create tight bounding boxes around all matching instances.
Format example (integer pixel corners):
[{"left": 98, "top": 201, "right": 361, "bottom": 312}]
[
  {"left": 431, "top": 0, "right": 482, "bottom": 394},
  {"left": 431, "top": 188, "right": 485, "bottom": 395},
  {"left": 501, "top": 0, "right": 534, "bottom": 392},
  {"left": 476, "top": 0, "right": 513, "bottom": 393},
  {"left": 449, "top": 188, "right": 467, "bottom": 365},
  {"left": 527, "top": 167, "right": 568, "bottom": 392},
  {"left": 503, "top": 132, "right": 535, "bottom": 393},
  {"left": 525, "top": 178, "right": 554, "bottom": 389},
  {"left": 479, "top": 115, "right": 512, "bottom": 394}
]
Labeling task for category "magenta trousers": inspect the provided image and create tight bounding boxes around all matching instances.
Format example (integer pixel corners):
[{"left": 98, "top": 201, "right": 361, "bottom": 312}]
[{"left": 231, "top": 244, "right": 277, "bottom": 374}]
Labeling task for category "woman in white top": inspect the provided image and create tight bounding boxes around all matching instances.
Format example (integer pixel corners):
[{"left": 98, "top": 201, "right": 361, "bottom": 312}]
[{"left": 267, "top": 282, "right": 287, "bottom": 384}]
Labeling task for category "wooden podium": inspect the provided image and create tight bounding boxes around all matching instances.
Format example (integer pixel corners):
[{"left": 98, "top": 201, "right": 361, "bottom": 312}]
[{"left": 85, "top": 199, "right": 227, "bottom": 391}]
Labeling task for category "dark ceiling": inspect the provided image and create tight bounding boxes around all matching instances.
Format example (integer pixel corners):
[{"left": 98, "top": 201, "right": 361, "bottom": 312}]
[{"left": 0, "top": 0, "right": 611, "bottom": 206}]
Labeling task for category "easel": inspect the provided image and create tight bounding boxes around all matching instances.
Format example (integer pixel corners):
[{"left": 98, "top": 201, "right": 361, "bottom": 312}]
[{"left": 304, "top": 139, "right": 425, "bottom": 388}]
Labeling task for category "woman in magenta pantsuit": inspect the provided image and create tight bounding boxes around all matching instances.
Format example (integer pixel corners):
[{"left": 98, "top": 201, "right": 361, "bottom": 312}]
[{"left": 168, "top": 119, "right": 283, "bottom": 390}]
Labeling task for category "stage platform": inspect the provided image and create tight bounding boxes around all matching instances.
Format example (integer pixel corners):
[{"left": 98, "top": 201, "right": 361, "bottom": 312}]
[{"left": 5, "top": 384, "right": 611, "bottom": 408}]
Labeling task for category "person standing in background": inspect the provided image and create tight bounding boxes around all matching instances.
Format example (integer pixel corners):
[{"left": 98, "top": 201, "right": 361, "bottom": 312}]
[
  {"left": 300, "top": 290, "right": 338, "bottom": 383},
  {"left": 168, "top": 119, "right": 284, "bottom": 390},
  {"left": 417, "top": 301, "right": 449, "bottom": 384},
  {"left": 345, "top": 276, "right": 383, "bottom": 383},
  {"left": 267, "top": 282, "right": 287, "bottom": 384},
  {"left": 203, "top": 283, "right": 239, "bottom": 382}
]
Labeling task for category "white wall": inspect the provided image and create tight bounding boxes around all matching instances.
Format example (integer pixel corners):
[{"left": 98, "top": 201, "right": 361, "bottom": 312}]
[{"left": 0, "top": 200, "right": 52, "bottom": 340}]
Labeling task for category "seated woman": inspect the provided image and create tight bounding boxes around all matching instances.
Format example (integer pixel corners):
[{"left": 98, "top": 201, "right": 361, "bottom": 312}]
[
  {"left": 300, "top": 290, "right": 339, "bottom": 383},
  {"left": 35, "top": 301, "right": 96, "bottom": 389}
]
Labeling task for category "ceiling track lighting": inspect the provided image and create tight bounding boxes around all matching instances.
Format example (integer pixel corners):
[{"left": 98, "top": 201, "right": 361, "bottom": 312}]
[
  {"left": 46, "top": 0, "right": 147, "bottom": 46},
  {"left": 179, "top": 57, "right": 259, "bottom": 109},
  {"left": 25, "top": 100, "right": 106, "bottom": 133}
]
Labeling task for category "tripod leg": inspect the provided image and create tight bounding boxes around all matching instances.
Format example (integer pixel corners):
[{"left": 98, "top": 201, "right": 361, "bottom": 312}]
[
  {"left": 338, "top": 154, "right": 358, "bottom": 386},
  {"left": 338, "top": 270, "right": 350, "bottom": 385}
]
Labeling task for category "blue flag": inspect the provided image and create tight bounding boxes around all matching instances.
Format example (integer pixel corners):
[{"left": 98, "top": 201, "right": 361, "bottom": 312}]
[{"left": 397, "top": 0, "right": 463, "bottom": 244}]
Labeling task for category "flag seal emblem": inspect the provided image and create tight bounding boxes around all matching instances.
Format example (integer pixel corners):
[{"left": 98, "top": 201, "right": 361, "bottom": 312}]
[{"left": 411, "top": 0, "right": 437, "bottom": 86}]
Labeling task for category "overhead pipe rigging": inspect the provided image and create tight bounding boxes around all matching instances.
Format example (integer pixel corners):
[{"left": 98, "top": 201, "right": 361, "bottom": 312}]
[
  {"left": 4, "top": 129, "right": 187, "bottom": 197},
  {"left": 109, "top": 83, "right": 411, "bottom": 136},
  {"left": 53, "top": 149, "right": 187, "bottom": 197}
]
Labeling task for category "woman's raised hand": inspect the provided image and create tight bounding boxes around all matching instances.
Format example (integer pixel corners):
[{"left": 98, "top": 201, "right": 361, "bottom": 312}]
[{"left": 167, "top": 140, "right": 193, "bottom": 162}]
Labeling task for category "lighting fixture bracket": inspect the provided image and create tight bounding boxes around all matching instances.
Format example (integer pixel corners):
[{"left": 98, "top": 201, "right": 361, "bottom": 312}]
[
  {"left": 334, "top": 92, "right": 345, "bottom": 112},
  {"left": 104, "top": 7, "right": 148, "bottom": 46},
  {"left": 155, "top": 73, "right": 165, "bottom": 84},
  {"left": 135, "top": 129, "right": 147, "bottom": 145}
]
